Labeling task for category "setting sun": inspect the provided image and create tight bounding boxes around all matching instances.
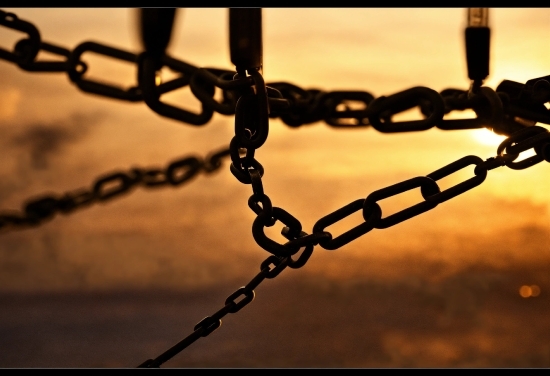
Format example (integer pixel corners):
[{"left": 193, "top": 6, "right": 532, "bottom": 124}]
[{"left": 472, "top": 128, "right": 508, "bottom": 146}]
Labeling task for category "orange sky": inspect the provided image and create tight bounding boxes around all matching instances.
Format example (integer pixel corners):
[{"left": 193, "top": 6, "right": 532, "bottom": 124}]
[
  {"left": 1, "top": 9, "right": 550, "bottom": 367},
  {"left": 1, "top": 7, "right": 549, "bottom": 290}
]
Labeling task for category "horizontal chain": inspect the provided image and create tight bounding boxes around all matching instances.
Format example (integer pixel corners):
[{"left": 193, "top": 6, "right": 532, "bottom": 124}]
[
  {"left": 2, "top": 10, "right": 550, "bottom": 134},
  {"left": 0, "top": 146, "right": 230, "bottom": 232}
]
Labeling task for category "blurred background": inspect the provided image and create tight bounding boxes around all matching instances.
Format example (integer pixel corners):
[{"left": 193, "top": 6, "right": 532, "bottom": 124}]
[{"left": 0, "top": 8, "right": 549, "bottom": 367}]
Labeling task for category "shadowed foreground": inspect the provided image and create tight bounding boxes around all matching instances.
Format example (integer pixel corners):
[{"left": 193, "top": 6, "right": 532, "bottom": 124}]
[{"left": 1, "top": 260, "right": 549, "bottom": 368}]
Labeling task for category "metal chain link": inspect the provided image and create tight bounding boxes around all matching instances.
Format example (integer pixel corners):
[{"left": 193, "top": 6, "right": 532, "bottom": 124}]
[
  {"left": 0, "top": 146, "right": 230, "bottom": 232},
  {"left": 137, "top": 121, "right": 550, "bottom": 367},
  {"left": 137, "top": 245, "right": 315, "bottom": 368},
  {"left": 2, "top": 10, "right": 550, "bottom": 134}
]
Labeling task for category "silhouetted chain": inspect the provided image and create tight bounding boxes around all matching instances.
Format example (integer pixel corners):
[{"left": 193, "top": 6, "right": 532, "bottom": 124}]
[
  {"left": 137, "top": 243, "right": 313, "bottom": 368},
  {"left": 0, "top": 146, "right": 230, "bottom": 232},
  {"left": 4, "top": 8, "right": 550, "bottom": 368},
  {"left": 231, "top": 80, "right": 550, "bottom": 257},
  {"left": 139, "top": 87, "right": 550, "bottom": 367},
  {"left": 2, "top": 10, "right": 550, "bottom": 134}
]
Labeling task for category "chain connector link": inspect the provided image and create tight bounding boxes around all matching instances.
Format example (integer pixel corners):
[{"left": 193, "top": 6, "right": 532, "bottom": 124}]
[
  {"left": 260, "top": 255, "right": 288, "bottom": 279},
  {"left": 323, "top": 91, "right": 375, "bottom": 127},
  {"left": 14, "top": 40, "right": 71, "bottom": 72},
  {"left": 313, "top": 198, "right": 379, "bottom": 250},
  {"left": 437, "top": 87, "right": 504, "bottom": 132},
  {"left": 225, "top": 287, "right": 255, "bottom": 313},
  {"left": 281, "top": 230, "right": 317, "bottom": 269},
  {"left": 496, "top": 126, "right": 550, "bottom": 170},
  {"left": 424, "top": 156, "right": 486, "bottom": 204},
  {"left": 363, "top": 176, "right": 440, "bottom": 229},
  {"left": 194, "top": 316, "right": 221, "bottom": 337},
  {"left": 93, "top": 172, "right": 138, "bottom": 201},
  {"left": 368, "top": 87, "right": 445, "bottom": 132},
  {"left": 233, "top": 70, "right": 269, "bottom": 149},
  {"left": 166, "top": 157, "right": 202, "bottom": 186},
  {"left": 252, "top": 207, "right": 302, "bottom": 257}
]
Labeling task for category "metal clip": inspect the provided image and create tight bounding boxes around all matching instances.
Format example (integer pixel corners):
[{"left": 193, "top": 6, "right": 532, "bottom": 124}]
[{"left": 139, "top": 8, "right": 177, "bottom": 63}]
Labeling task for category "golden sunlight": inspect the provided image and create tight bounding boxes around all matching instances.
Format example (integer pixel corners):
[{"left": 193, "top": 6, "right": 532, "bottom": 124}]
[{"left": 472, "top": 128, "right": 507, "bottom": 146}]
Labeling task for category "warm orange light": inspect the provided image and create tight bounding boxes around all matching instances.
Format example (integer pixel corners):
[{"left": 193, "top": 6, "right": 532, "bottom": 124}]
[
  {"left": 530, "top": 285, "right": 541, "bottom": 297},
  {"left": 472, "top": 128, "right": 507, "bottom": 146},
  {"left": 155, "top": 73, "right": 162, "bottom": 86},
  {"left": 519, "top": 285, "right": 532, "bottom": 298},
  {"left": 519, "top": 285, "right": 541, "bottom": 298}
]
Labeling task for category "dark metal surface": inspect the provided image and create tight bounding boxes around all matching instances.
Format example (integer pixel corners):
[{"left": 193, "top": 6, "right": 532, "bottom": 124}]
[
  {"left": 229, "top": 8, "right": 262, "bottom": 74},
  {"left": 3, "top": 11, "right": 549, "bottom": 131}
]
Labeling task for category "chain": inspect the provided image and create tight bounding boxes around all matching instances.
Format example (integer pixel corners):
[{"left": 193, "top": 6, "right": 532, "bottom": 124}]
[
  {"left": 137, "top": 122, "right": 550, "bottom": 367},
  {"left": 0, "top": 146, "right": 230, "bottom": 232},
  {"left": 137, "top": 245, "right": 313, "bottom": 368},
  {"left": 3, "top": 10, "right": 550, "bottom": 134},
  {"left": 3, "top": 8, "right": 550, "bottom": 368}
]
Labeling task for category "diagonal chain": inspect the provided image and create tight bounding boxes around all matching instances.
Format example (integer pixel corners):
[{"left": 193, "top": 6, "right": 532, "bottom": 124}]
[{"left": 0, "top": 146, "right": 230, "bottom": 232}]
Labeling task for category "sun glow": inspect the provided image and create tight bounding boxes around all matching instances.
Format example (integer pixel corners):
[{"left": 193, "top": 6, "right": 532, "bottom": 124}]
[{"left": 472, "top": 128, "right": 507, "bottom": 146}]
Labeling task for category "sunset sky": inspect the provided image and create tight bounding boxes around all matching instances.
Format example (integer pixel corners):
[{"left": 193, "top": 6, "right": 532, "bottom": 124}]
[{"left": 0, "top": 8, "right": 549, "bottom": 368}]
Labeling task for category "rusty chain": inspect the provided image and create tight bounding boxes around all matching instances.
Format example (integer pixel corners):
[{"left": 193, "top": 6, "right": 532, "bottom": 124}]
[{"left": 2, "top": 8, "right": 550, "bottom": 367}]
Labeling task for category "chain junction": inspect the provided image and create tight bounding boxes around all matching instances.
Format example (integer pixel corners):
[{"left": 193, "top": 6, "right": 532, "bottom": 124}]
[
  {"left": 2, "top": 8, "right": 550, "bottom": 367},
  {"left": 3, "top": 9, "right": 550, "bottom": 133}
]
